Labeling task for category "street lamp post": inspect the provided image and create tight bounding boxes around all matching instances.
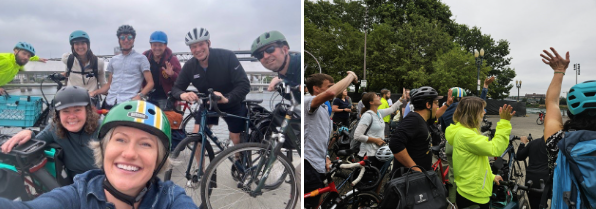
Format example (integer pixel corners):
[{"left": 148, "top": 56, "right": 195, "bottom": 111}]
[
  {"left": 474, "top": 48, "right": 485, "bottom": 96},
  {"left": 516, "top": 80, "right": 522, "bottom": 102},
  {"left": 573, "top": 63, "right": 580, "bottom": 84},
  {"left": 363, "top": 6, "right": 368, "bottom": 81}
]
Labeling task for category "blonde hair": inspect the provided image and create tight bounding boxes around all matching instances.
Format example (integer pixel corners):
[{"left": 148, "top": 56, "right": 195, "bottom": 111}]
[
  {"left": 89, "top": 128, "right": 172, "bottom": 174},
  {"left": 453, "top": 97, "right": 486, "bottom": 134}
]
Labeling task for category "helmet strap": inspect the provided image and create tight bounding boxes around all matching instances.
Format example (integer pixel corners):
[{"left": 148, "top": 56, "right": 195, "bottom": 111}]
[
  {"left": 103, "top": 177, "right": 149, "bottom": 209},
  {"left": 275, "top": 52, "right": 289, "bottom": 73}
]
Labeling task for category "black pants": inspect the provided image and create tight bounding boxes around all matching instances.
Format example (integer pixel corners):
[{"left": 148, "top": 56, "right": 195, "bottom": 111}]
[
  {"left": 332, "top": 117, "right": 350, "bottom": 127},
  {"left": 456, "top": 191, "right": 489, "bottom": 209},
  {"left": 304, "top": 161, "right": 325, "bottom": 209}
]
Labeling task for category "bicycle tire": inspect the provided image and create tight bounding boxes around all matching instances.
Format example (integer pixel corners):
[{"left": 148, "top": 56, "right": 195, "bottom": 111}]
[
  {"left": 200, "top": 142, "right": 297, "bottom": 209},
  {"left": 29, "top": 168, "right": 60, "bottom": 194},
  {"left": 536, "top": 117, "right": 543, "bottom": 125},
  {"left": 165, "top": 133, "right": 216, "bottom": 206},
  {"left": 352, "top": 165, "right": 381, "bottom": 191},
  {"left": 334, "top": 191, "right": 382, "bottom": 209}
]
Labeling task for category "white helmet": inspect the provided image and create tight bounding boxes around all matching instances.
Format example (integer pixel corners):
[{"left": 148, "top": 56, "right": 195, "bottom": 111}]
[
  {"left": 376, "top": 145, "right": 393, "bottom": 162},
  {"left": 185, "top": 27, "right": 210, "bottom": 46}
]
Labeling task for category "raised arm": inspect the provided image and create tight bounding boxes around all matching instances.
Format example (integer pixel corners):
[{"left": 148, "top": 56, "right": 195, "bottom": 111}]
[
  {"left": 310, "top": 72, "right": 358, "bottom": 110},
  {"left": 540, "top": 47, "right": 568, "bottom": 140}
]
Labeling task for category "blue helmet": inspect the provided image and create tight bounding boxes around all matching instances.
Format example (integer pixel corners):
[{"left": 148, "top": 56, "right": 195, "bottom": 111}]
[
  {"left": 150, "top": 31, "right": 168, "bottom": 44},
  {"left": 69, "top": 30, "right": 90, "bottom": 45},
  {"left": 14, "top": 42, "right": 36, "bottom": 56},
  {"left": 567, "top": 80, "right": 596, "bottom": 115}
]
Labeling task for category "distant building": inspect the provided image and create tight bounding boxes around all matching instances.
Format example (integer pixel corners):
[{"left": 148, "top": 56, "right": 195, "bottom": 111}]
[{"left": 525, "top": 93, "right": 546, "bottom": 103}]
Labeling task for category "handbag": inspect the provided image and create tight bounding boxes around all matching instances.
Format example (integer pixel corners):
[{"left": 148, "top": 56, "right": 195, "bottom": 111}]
[{"left": 379, "top": 165, "right": 447, "bottom": 209}]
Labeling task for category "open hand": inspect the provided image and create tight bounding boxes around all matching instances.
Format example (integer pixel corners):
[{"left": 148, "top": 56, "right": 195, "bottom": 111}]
[
  {"left": 541, "top": 47, "right": 570, "bottom": 73},
  {"left": 499, "top": 104, "right": 516, "bottom": 120},
  {"left": 162, "top": 61, "right": 174, "bottom": 77},
  {"left": 446, "top": 88, "right": 453, "bottom": 106},
  {"left": 484, "top": 76, "right": 496, "bottom": 87}
]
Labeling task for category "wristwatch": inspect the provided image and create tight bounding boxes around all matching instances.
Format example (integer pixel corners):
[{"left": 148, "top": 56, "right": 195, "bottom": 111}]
[{"left": 137, "top": 93, "right": 148, "bottom": 100}]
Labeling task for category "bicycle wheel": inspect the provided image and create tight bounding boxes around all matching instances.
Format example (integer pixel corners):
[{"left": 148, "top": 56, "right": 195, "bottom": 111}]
[
  {"left": 334, "top": 191, "right": 382, "bottom": 209},
  {"left": 200, "top": 142, "right": 298, "bottom": 209},
  {"left": 536, "top": 117, "right": 543, "bottom": 125},
  {"left": 164, "top": 134, "right": 216, "bottom": 206},
  {"left": 352, "top": 165, "right": 381, "bottom": 191}
]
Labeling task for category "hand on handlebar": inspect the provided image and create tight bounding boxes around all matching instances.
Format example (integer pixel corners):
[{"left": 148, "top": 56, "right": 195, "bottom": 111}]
[
  {"left": 212, "top": 91, "right": 228, "bottom": 104},
  {"left": 0, "top": 130, "right": 33, "bottom": 154},
  {"left": 180, "top": 92, "right": 199, "bottom": 103},
  {"left": 494, "top": 175, "right": 503, "bottom": 185},
  {"left": 521, "top": 136, "right": 529, "bottom": 144}
]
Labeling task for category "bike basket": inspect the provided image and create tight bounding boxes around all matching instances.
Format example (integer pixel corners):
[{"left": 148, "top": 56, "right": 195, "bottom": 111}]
[
  {"left": 0, "top": 95, "right": 43, "bottom": 127},
  {"left": 0, "top": 138, "right": 46, "bottom": 170}
]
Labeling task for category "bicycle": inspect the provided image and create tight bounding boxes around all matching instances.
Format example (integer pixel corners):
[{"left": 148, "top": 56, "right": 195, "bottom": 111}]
[
  {"left": 431, "top": 142, "right": 449, "bottom": 185},
  {"left": 497, "top": 179, "right": 546, "bottom": 209},
  {"left": 162, "top": 88, "right": 259, "bottom": 206},
  {"left": 307, "top": 156, "right": 382, "bottom": 209},
  {"left": 536, "top": 111, "right": 545, "bottom": 125},
  {"left": 199, "top": 82, "right": 301, "bottom": 209},
  {"left": 489, "top": 134, "right": 534, "bottom": 209},
  {"left": 0, "top": 135, "right": 61, "bottom": 200}
]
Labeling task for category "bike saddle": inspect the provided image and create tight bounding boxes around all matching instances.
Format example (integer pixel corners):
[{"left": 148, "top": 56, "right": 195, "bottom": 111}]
[
  {"left": 431, "top": 145, "right": 441, "bottom": 155},
  {"left": 336, "top": 149, "right": 356, "bottom": 157},
  {"left": 243, "top": 99, "right": 263, "bottom": 104}
]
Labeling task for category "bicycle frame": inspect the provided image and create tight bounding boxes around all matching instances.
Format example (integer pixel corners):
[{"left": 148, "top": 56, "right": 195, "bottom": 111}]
[
  {"left": 243, "top": 83, "right": 300, "bottom": 196},
  {"left": 181, "top": 91, "right": 252, "bottom": 183}
]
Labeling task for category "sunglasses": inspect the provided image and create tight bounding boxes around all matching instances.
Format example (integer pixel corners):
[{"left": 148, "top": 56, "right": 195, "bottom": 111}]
[
  {"left": 119, "top": 35, "right": 134, "bottom": 40},
  {"left": 254, "top": 45, "right": 277, "bottom": 60}
]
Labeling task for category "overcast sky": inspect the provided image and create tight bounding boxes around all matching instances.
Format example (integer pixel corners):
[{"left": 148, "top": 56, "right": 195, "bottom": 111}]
[
  {"left": 0, "top": 0, "right": 301, "bottom": 58},
  {"left": 442, "top": 0, "right": 596, "bottom": 97}
]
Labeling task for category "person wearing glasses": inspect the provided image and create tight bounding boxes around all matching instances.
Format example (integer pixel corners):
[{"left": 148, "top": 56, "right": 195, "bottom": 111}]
[
  {"left": 251, "top": 31, "right": 300, "bottom": 102},
  {"left": 95, "top": 25, "right": 154, "bottom": 109},
  {"left": 171, "top": 27, "right": 250, "bottom": 146}
]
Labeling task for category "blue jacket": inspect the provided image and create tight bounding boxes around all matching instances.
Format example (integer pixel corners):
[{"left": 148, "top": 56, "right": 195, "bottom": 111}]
[{"left": 0, "top": 170, "right": 198, "bottom": 209}]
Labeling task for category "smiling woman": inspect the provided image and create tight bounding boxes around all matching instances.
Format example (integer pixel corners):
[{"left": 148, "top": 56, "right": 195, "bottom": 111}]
[
  {"left": 0, "top": 86, "right": 100, "bottom": 184},
  {"left": 0, "top": 100, "right": 198, "bottom": 209}
]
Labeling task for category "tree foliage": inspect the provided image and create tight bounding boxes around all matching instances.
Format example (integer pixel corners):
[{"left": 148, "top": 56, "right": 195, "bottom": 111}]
[{"left": 304, "top": 0, "right": 516, "bottom": 99}]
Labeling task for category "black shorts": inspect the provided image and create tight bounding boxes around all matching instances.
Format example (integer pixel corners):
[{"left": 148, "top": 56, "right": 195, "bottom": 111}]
[
  {"left": 194, "top": 104, "right": 248, "bottom": 133},
  {"left": 304, "top": 160, "right": 325, "bottom": 209}
]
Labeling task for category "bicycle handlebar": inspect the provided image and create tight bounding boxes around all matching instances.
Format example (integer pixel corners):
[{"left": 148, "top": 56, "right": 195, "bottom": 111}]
[
  {"left": 187, "top": 88, "right": 226, "bottom": 116},
  {"left": 498, "top": 179, "right": 545, "bottom": 194},
  {"left": 329, "top": 156, "right": 369, "bottom": 186}
]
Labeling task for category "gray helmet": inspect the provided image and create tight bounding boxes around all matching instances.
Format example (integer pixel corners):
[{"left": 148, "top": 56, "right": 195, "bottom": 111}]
[
  {"left": 411, "top": 86, "right": 442, "bottom": 104},
  {"left": 54, "top": 86, "right": 90, "bottom": 111},
  {"left": 116, "top": 25, "right": 136, "bottom": 38}
]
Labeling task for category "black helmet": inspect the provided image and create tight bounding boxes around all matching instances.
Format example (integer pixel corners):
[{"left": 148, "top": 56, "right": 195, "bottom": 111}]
[
  {"left": 411, "top": 86, "right": 442, "bottom": 104},
  {"left": 54, "top": 86, "right": 90, "bottom": 111},
  {"left": 116, "top": 25, "right": 136, "bottom": 38}
]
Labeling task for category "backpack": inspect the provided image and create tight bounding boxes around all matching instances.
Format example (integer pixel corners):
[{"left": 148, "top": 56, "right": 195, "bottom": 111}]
[
  {"left": 349, "top": 112, "right": 374, "bottom": 152},
  {"left": 66, "top": 54, "right": 100, "bottom": 88},
  {"left": 550, "top": 130, "right": 596, "bottom": 209}
]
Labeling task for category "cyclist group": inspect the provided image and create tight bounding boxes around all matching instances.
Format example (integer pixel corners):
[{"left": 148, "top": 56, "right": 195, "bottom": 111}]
[
  {"left": 0, "top": 25, "right": 300, "bottom": 209},
  {"left": 305, "top": 47, "right": 596, "bottom": 209}
]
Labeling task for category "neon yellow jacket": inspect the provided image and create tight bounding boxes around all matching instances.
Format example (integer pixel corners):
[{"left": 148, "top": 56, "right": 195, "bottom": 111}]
[
  {"left": 0, "top": 53, "right": 40, "bottom": 87},
  {"left": 379, "top": 98, "right": 390, "bottom": 123},
  {"left": 445, "top": 119, "right": 511, "bottom": 204}
]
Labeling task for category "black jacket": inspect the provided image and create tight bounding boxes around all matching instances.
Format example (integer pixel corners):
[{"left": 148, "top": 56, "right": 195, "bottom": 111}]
[{"left": 172, "top": 48, "right": 250, "bottom": 109}]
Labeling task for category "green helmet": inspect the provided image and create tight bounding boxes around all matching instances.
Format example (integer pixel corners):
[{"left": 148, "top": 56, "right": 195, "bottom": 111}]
[
  {"left": 251, "top": 31, "right": 288, "bottom": 56},
  {"left": 450, "top": 87, "right": 467, "bottom": 98},
  {"left": 98, "top": 101, "right": 171, "bottom": 151}
]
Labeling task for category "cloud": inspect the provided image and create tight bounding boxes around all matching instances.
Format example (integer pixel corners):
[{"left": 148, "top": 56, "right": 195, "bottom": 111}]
[
  {"left": 0, "top": 0, "right": 301, "bottom": 57},
  {"left": 443, "top": 0, "right": 596, "bottom": 96}
]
